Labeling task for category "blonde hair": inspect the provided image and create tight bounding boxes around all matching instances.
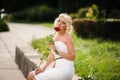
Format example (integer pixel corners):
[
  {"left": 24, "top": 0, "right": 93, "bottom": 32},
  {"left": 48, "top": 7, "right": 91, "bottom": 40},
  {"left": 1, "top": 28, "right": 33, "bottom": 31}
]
[{"left": 54, "top": 13, "right": 73, "bottom": 34}]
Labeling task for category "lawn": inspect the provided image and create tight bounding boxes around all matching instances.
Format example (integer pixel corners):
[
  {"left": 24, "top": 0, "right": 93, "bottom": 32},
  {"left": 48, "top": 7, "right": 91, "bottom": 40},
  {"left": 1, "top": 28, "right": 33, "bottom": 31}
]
[
  {"left": 31, "top": 23, "right": 120, "bottom": 80},
  {"left": 72, "top": 34, "right": 120, "bottom": 80}
]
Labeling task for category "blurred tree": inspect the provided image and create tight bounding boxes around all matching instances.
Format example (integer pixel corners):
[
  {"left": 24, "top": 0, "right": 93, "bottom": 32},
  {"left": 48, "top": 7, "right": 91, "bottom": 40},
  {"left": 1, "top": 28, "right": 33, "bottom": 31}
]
[
  {"left": 96, "top": 0, "right": 120, "bottom": 18},
  {"left": 58, "top": 0, "right": 79, "bottom": 13},
  {"left": 86, "top": 4, "right": 99, "bottom": 20},
  {"left": 0, "top": 0, "right": 119, "bottom": 18},
  {"left": 0, "top": 0, "right": 40, "bottom": 13},
  {"left": 0, "top": 0, "right": 58, "bottom": 13}
]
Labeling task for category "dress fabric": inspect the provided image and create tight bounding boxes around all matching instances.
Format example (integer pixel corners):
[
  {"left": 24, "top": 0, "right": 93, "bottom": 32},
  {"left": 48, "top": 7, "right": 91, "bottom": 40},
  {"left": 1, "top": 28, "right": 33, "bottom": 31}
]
[{"left": 34, "top": 41, "right": 75, "bottom": 80}]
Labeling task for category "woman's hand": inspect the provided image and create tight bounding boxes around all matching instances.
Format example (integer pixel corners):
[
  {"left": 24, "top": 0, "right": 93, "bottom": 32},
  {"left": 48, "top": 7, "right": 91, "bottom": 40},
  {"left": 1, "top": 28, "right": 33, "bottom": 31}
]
[
  {"left": 49, "top": 44, "right": 56, "bottom": 51},
  {"left": 34, "top": 68, "right": 44, "bottom": 75},
  {"left": 49, "top": 44, "right": 59, "bottom": 54}
]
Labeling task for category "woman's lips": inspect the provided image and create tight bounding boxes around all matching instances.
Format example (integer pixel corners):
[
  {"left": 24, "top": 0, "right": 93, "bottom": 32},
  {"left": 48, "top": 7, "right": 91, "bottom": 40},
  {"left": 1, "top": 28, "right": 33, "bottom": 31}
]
[{"left": 54, "top": 26, "right": 60, "bottom": 31}]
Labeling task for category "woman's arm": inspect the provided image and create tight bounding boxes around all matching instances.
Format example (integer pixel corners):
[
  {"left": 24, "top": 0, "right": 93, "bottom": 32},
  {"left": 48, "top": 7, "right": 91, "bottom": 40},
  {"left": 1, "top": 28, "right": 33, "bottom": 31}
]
[
  {"left": 35, "top": 50, "right": 55, "bottom": 74},
  {"left": 42, "top": 50, "right": 55, "bottom": 70},
  {"left": 58, "top": 35, "right": 75, "bottom": 60}
]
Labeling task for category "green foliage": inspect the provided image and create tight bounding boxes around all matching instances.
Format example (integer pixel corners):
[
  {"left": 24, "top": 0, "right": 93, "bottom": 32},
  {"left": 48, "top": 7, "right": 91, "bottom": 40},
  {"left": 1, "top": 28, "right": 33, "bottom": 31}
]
[
  {"left": 40, "top": 22, "right": 53, "bottom": 28},
  {"left": 108, "top": 9, "right": 120, "bottom": 19},
  {"left": 32, "top": 33, "right": 58, "bottom": 59},
  {"left": 46, "top": 35, "right": 54, "bottom": 44},
  {"left": 1, "top": 14, "right": 13, "bottom": 21},
  {"left": 72, "top": 34, "right": 120, "bottom": 80},
  {"left": 70, "top": 7, "right": 88, "bottom": 19},
  {"left": 99, "top": 9, "right": 106, "bottom": 19},
  {"left": 77, "top": 8, "right": 88, "bottom": 18},
  {"left": 31, "top": 37, "right": 50, "bottom": 59},
  {"left": 72, "top": 19, "right": 120, "bottom": 40},
  {"left": 86, "top": 4, "right": 99, "bottom": 20},
  {"left": 12, "top": 5, "right": 58, "bottom": 22},
  {"left": 32, "top": 32, "right": 120, "bottom": 80},
  {"left": 70, "top": 4, "right": 99, "bottom": 20},
  {"left": 0, "top": 19, "right": 9, "bottom": 32},
  {"left": 58, "top": 0, "right": 78, "bottom": 13}
]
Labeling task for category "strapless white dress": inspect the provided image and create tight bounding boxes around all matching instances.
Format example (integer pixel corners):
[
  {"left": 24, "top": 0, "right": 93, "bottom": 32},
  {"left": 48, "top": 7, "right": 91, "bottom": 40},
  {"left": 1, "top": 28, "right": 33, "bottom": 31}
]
[{"left": 34, "top": 41, "right": 75, "bottom": 80}]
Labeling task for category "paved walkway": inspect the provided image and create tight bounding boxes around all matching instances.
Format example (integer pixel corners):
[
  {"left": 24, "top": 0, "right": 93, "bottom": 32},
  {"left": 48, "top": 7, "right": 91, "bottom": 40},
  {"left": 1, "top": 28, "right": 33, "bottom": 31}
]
[{"left": 0, "top": 22, "right": 53, "bottom": 80}]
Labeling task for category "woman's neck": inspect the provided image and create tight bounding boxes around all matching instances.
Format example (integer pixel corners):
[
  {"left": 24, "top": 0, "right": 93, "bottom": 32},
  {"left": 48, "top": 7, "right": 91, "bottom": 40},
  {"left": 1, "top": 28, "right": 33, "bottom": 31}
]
[{"left": 58, "top": 31, "right": 65, "bottom": 35}]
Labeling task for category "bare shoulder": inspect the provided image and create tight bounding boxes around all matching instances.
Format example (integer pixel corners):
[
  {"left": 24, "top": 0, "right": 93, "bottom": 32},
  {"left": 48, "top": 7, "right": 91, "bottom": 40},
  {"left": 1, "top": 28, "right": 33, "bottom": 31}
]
[{"left": 65, "top": 34, "right": 73, "bottom": 43}]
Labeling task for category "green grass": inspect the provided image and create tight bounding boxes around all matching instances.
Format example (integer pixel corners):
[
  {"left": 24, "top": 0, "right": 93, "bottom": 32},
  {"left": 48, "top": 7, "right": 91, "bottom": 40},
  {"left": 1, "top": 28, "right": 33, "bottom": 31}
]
[
  {"left": 11, "top": 20, "right": 53, "bottom": 28},
  {"left": 11, "top": 21, "right": 119, "bottom": 79},
  {"left": 31, "top": 33, "right": 120, "bottom": 80},
  {"left": 39, "top": 22, "right": 53, "bottom": 28},
  {"left": 72, "top": 34, "right": 120, "bottom": 80},
  {"left": 32, "top": 37, "right": 50, "bottom": 59}
]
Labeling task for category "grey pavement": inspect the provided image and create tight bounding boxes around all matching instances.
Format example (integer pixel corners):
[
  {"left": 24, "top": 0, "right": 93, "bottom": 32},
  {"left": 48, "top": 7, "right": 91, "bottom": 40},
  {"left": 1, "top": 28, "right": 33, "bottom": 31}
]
[{"left": 0, "top": 22, "right": 53, "bottom": 80}]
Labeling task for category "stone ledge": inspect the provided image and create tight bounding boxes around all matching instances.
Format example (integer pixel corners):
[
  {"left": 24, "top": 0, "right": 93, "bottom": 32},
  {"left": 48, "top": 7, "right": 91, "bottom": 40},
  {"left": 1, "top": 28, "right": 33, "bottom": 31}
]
[
  {"left": 15, "top": 43, "right": 80, "bottom": 80},
  {"left": 15, "top": 44, "right": 42, "bottom": 78}
]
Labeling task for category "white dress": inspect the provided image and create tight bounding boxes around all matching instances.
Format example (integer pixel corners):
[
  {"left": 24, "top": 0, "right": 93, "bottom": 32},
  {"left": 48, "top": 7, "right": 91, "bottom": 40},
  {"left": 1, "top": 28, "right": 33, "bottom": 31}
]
[{"left": 34, "top": 41, "right": 75, "bottom": 80}]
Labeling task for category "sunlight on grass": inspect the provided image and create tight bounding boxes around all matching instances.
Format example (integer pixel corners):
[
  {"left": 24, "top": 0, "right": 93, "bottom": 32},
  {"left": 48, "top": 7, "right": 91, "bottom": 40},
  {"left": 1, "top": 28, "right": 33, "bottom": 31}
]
[
  {"left": 40, "top": 22, "right": 53, "bottom": 28},
  {"left": 32, "top": 33, "right": 120, "bottom": 80}
]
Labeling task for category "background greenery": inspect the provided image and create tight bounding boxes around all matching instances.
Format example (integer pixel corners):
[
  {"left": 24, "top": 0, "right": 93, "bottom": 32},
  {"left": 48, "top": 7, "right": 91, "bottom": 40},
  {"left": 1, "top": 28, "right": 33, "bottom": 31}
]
[
  {"left": 1, "top": 0, "right": 119, "bottom": 79},
  {"left": 11, "top": 5, "right": 58, "bottom": 22},
  {"left": 1, "top": 0, "right": 120, "bottom": 21},
  {"left": 1, "top": 0, "right": 120, "bottom": 18},
  {"left": 72, "top": 19, "right": 120, "bottom": 41},
  {"left": 0, "top": 19, "right": 9, "bottom": 32},
  {"left": 32, "top": 32, "right": 120, "bottom": 80},
  {"left": 30, "top": 23, "right": 120, "bottom": 80}
]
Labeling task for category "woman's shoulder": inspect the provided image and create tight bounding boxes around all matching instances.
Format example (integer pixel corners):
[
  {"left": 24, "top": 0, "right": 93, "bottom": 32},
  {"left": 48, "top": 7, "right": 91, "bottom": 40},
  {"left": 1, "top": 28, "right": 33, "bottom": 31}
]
[
  {"left": 65, "top": 33, "right": 71, "bottom": 38},
  {"left": 64, "top": 34, "right": 72, "bottom": 41}
]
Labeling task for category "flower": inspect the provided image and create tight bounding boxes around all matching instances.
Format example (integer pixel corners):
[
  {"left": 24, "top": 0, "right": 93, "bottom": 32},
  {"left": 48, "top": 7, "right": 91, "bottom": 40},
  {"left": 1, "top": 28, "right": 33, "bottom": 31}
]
[
  {"left": 46, "top": 35, "right": 58, "bottom": 54},
  {"left": 46, "top": 26, "right": 60, "bottom": 54},
  {"left": 47, "top": 26, "right": 60, "bottom": 45},
  {"left": 54, "top": 26, "right": 60, "bottom": 31},
  {"left": 35, "top": 56, "right": 44, "bottom": 70},
  {"left": 47, "top": 34, "right": 54, "bottom": 46}
]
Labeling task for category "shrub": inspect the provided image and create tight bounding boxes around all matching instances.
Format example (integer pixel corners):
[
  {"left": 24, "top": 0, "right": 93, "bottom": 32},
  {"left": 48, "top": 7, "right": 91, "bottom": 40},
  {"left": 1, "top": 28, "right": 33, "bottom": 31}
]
[
  {"left": 0, "top": 19, "right": 9, "bottom": 32},
  {"left": 108, "top": 9, "right": 120, "bottom": 19},
  {"left": 70, "top": 4, "right": 99, "bottom": 20},
  {"left": 72, "top": 19, "right": 98, "bottom": 37},
  {"left": 72, "top": 19, "right": 120, "bottom": 40},
  {"left": 12, "top": 5, "right": 58, "bottom": 22},
  {"left": 1, "top": 13, "right": 13, "bottom": 21},
  {"left": 32, "top": 33, "right": 120, "bottom": 80},
  {"left": 77, "top": 8, "right": 88, "bottom": 18}
]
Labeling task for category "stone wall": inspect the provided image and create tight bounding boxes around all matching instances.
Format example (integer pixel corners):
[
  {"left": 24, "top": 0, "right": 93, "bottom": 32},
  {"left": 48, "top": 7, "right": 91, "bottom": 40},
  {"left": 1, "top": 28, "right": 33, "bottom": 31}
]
[
  {"left": 15, "top": 44, "right": 42, "bottom": 78},
  {"left": 15, "top": 44, "right": 80, "bottom": 80}
]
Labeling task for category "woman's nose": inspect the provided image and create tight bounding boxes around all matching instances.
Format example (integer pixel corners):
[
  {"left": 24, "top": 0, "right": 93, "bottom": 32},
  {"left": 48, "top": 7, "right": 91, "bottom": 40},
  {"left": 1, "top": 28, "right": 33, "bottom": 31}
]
[
  {"left": 58, "top": 22, "right": 60, "bottom": 25},
  {"left": 58, "top": 23, "right": 61, "bottom": 27}
]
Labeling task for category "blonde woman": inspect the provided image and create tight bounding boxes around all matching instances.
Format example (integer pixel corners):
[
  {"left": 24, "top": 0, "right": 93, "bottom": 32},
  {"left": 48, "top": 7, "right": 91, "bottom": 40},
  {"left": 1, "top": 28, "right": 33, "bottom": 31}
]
[{"left": 27, "top": 13, "right": 75, "bottom": 80}]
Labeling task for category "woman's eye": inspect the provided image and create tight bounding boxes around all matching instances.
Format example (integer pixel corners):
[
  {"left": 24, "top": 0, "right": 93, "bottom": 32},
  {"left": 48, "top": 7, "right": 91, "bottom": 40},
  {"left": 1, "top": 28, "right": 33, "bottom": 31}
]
[
  {"left": 62, "top": 22, "right": 66, "bottom": 25},
  {"left": 58, "top": 20, "right": 60, "bottom": 22}
]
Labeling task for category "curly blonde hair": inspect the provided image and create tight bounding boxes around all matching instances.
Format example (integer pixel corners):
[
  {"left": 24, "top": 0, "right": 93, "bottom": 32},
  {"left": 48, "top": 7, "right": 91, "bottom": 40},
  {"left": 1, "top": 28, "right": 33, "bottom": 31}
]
[{"left": 54, "top": 13, "right": 73, "bottom": 34}]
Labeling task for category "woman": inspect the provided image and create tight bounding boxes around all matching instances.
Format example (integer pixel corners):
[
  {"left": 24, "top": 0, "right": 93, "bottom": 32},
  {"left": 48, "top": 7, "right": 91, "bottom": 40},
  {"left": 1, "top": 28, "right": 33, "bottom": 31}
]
[{"left": 27, "top": 13, "right": 75, "bottom": 80}]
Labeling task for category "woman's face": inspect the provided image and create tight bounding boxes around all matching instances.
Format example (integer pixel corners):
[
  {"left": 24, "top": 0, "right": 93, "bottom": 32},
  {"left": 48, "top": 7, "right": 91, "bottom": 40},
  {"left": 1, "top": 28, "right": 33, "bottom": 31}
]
[{"left": 57, "top": 16, "right": 67, "bottom": 32}]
